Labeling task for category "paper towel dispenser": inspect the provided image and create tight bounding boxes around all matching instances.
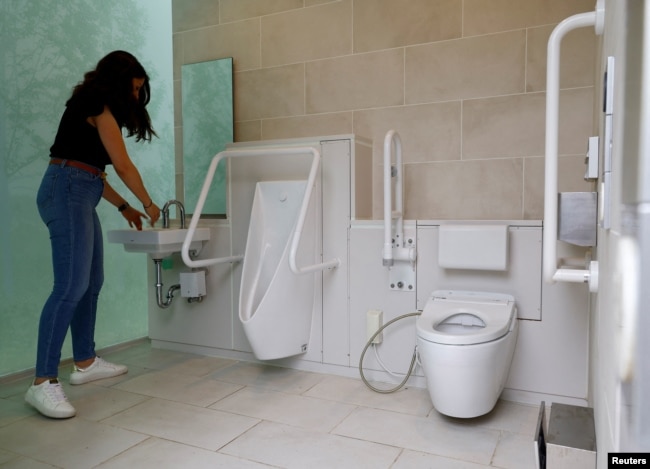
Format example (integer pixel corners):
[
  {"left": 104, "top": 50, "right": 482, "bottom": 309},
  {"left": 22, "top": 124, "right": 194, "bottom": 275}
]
[{"left": 557, "top": 192, "right": 597, "bottom": 247}]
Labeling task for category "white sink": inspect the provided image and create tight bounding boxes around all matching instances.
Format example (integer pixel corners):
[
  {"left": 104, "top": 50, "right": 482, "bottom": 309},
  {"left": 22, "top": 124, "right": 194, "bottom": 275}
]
[{"left": 107, "top": 227, "right": 210, "bottom": 259}]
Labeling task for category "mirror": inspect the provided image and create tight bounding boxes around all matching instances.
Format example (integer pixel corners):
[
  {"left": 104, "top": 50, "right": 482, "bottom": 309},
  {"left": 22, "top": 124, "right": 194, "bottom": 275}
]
[{"left": 181, "top": 57, "right": 233, "bottom": 216}]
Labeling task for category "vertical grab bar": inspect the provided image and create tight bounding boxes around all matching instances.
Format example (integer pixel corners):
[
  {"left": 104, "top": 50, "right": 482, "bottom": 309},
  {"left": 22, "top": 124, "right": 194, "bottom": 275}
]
[
  {"left": 181, "top": 146, "right": 340, "bottom": 274},
  {"left": 543, "top": 5, "right": 603, "bottom": 292},
  {"left": 382, "top": 130, "right": 415, "bottom": 267},
  {"left": 383, "top": 130, "right": 402, "bottom": 266}
]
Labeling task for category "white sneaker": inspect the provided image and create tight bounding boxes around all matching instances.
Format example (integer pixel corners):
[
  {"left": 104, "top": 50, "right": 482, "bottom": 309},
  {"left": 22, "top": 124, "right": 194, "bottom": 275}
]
[
  {"left": 25, "top": 379, "right": 76, "bottom": 419},
  {"left": 69, "top": 357, "right": 128, "bottom": 385}
]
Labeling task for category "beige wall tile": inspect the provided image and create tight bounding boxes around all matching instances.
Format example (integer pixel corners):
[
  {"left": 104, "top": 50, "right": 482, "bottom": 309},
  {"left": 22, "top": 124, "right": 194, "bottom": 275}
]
[
  {"left": 235, "top": 120, "right": 262, "bottom": 142},
  {"left": 463, "top": 0, "right": 596, "bottom": 36},
  {"left": 172, "top": 0, "right": 220, "bottom": 32},
  {"left": 175, "top": 173, "right": 184, "bottom": 203},
  {"left": 182, "top": 19, "right": 260, "bottom": 71},
  {"left": 403, "top": 159, "right": 524, "bottom": 220},
  {"left": 371, "top": 162, "right": 384, "bottom": 218},
  {"left": 174, "top": 126, "right": 183, "bottom": 170},
  {"left": 354, "top": 0, "right": 461, "bottom": 53},
  {"left": 523, "top": 157, "right": 544, "bottom": 220},
  {"left": 306, "top": 49, "right": 404, "bottom": 114},
  {"left": 173, "top": 34, "right": 183, "bottom": 81},
  {"left": 174, "top": 79, "right": 182, "bottom": 127},
  {"left": 527, "top": 26, "right": 597, "bottom": 92},
  {"left": 462, "top": 87, "right": 593, "bottom": 159},
  {"left": 235, "top": 64, "right": 305, "bottom": 121},
  {"left": 464, "top": 88, "right": 594, "bottom": 160},
  {"left": 354, "top": 102, "right": 461, "bottom": 165},
  {"left": 262, "top": 0, "right": 352, "bottom": 67},
  {"left": 406, "top": 30, "right": 525, "bottom": 104},
  {"left": 558, "top": 156, "right": 596, "bottom": 194},
  {"left": 261, "top": 113, "right": 353, "bottom": 140},
  {"left": 524, "top": 155, "right": 596, "bottom": 219},
  {"left": 558, "top": 87, "right": 595, "bottom": 155},
  {"left": 306, "top": 0, "right": 337, "bottom": 6},
  {"left": 221, "top": 0, "right": 303, "bottom": 23},
  {"left": 463, "top": 93, "right": 546, "bottom": 159},
  {"left": 172, "top": 0, "right": 598, "bottom": 221}
]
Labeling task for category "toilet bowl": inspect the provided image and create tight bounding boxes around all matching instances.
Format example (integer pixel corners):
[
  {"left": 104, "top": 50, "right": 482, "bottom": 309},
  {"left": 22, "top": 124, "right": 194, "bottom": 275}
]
[{"left": 416, "top": 290, "right": 518, "bottom": 418}]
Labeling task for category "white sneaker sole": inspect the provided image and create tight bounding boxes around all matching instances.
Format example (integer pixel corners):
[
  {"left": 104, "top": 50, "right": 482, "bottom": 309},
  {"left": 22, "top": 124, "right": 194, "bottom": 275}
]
[
  {"left": 25, "top": 388, "right": 76, "bottom": 419},
  {"left": 69, "top": 361, "right": 128, "bottom": 385}
]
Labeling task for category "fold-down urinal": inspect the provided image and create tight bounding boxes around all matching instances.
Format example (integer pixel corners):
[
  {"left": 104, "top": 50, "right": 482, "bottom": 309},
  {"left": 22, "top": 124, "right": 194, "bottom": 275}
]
[{"left": 239, "top": 180, "right": 318, "bottom": 360}]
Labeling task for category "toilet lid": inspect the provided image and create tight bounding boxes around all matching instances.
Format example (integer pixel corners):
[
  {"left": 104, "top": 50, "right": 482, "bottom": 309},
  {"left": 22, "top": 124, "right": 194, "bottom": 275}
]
[{"left": 416, "top": 290, "right": 516, "bottom": 345}]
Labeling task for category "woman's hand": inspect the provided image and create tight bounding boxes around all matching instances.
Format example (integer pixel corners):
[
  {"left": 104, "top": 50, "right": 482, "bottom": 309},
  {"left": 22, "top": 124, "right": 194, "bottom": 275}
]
[
  {"left": 121, "top": 206, "right": 148, "bottom": 230},
  {"left": 144, "top": 202, "right": 160, "bottom": 227}
]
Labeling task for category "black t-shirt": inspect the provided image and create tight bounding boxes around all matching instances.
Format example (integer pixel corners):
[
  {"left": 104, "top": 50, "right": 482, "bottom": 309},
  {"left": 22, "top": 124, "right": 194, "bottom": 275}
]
[{"left": 49, "top": 89, "right": 112, "bottom": 170}]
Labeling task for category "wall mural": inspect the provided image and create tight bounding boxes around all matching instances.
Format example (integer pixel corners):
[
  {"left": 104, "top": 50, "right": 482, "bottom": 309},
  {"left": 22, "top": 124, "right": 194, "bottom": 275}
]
[
  {"left": 0, "top": 0, "right": 174, "bottom": 376},
  {"left": 182, "top": 58, "right": 233, "bottom": 216}
]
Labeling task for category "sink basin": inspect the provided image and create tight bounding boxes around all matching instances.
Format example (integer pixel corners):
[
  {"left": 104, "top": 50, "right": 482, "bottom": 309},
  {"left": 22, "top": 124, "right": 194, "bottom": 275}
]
[{"left": 107, "top": 227, "right": 210, "bottom": 259}]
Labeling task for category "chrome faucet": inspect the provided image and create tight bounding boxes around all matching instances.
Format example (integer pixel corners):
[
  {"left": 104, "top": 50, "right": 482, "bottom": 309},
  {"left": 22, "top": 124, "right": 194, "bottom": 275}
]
[{"left": 162, "top": 200, "right": 186, "bottom": 229}]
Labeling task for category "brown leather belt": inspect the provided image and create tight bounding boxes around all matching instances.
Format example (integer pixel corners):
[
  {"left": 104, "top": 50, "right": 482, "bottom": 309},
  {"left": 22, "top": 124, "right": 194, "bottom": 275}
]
[{"left": 49, "top": 158, "right": 106, "bottom": 179}]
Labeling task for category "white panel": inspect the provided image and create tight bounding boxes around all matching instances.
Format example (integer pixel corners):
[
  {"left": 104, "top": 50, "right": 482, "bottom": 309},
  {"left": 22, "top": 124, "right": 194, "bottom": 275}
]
[
  {"left": 225, "top": 135, "right": 370, "bottom": 365},
  {"left": 438, "top": 224, "right": 509, "bottom": 270},
  {"left": 507, "top": 271, "right": 589, "bottom": 399},
  {"left": 148, "top": 223, "right": 234, "bottom": 349},
  {"left": 349, "top": 223, "right": 419, "bottom": 375},
  {"left": 321, "top": 139, "right": 352, "bottom": 366},
  {"left": 415, "top": 221, "right": 589, "bottom": 400},
  {"left": 352, "top": 139, "right": 373, "bottom": 219},
  {"left": 417, "top": 223, "right": 542, "bottom": 321}
]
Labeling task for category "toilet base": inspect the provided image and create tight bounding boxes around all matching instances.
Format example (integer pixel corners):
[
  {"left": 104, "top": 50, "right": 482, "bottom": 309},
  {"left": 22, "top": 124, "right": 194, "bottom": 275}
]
[{"left": 417, "top": 321, "right": 518, "bottom": 418}]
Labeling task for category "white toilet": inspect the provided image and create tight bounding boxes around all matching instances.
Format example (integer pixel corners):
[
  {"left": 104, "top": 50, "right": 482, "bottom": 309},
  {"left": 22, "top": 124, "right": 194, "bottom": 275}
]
[{"left": 416, "top": 290, "right": 518, "bottom": 418}]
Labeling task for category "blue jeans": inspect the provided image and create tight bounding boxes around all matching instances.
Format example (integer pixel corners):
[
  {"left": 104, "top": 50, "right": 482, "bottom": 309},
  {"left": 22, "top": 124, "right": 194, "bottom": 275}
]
[{"left": 35, "top": 162, "right": 105, "bottom": 378}]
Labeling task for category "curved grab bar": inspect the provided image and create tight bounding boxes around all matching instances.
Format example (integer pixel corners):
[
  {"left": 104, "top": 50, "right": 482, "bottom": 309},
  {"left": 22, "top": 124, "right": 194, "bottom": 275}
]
[
  {"left": 543, "top": 9, "right": 602, "bottom": 290},
  {"left": 181, "top": 146, "right": 340, "bottom": 274},
  {"left": 287, "top": 147, "right": 340, "bottom": 274},
  {"left": 383, "top": 130, "right": 403, "bottom": 266},
  {"left": 382, "top": 130, "right": 416, "bottom": 269}
]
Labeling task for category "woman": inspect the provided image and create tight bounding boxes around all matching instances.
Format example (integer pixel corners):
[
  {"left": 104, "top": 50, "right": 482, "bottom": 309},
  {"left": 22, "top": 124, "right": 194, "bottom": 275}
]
[{"left": 25, "top": 51, "right": 161, "bottom": 418}]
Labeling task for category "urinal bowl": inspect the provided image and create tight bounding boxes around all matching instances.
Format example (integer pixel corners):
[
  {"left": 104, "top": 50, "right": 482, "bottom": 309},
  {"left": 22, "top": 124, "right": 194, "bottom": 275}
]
[{"left": 239, "top": 180, "right": 318, "bottom": 360}]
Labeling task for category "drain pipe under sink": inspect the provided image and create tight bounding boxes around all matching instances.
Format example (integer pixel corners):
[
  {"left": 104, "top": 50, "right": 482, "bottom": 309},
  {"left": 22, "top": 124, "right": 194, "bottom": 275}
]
[
  {"left": 152, "top": 258, "right": 205, "bottom": 309},
  {"left": 153, "top": 258, "right": 180, "bottom": 309}
]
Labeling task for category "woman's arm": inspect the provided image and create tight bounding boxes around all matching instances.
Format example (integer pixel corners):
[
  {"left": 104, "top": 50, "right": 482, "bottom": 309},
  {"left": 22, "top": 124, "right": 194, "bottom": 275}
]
[
  {"left": 102, "top": 180, "right": 148, "bottom": 230},
  {"left": 90, "top": 106, "right": 160, "bottom": 225}
]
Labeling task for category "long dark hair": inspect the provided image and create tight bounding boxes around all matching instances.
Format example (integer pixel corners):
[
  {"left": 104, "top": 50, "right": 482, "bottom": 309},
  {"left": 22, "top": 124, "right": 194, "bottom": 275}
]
[{"left": 71, "top": 50, "right": 156, "bottom": 142}]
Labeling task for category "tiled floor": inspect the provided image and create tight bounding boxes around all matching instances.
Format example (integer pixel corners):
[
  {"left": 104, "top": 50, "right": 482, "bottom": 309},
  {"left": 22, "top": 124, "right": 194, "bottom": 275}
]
[{"left": 0, "top": 341, "right": 538, "bottom": 468}]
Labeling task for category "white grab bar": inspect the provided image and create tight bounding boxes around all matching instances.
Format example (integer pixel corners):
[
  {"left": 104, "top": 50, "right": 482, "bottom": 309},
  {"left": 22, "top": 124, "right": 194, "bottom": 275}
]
[
  {"left": 383, "top": 130, "right": 402, "bottom": 266},
  {"left": 543, "top": 5, "right": 603, "bottom": 292},
  {"left": 181, "top": 146, "right": 340, "bottom": 274},
  {"left": 382, "top": 130, "right": 415, "bottom": 267}
]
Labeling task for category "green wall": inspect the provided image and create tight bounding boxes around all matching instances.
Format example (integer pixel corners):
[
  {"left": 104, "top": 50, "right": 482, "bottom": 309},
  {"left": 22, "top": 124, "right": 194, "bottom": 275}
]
[
  {"left": 0, "top": 0, "right": 174, "bottom": 377},
  {"left": 182, "top": 58, "right": 233, "bottom": 216}
]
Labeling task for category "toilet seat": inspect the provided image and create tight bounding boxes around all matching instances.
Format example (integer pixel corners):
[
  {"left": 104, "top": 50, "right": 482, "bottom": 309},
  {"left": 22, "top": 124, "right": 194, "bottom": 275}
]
[{"left": 417, "top": 291, "right": 516, "bottom": 345}]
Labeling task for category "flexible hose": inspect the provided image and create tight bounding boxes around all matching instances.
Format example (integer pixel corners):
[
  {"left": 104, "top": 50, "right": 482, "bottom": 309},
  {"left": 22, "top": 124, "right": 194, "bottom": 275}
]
[{"left": 358, "top": 311, "right": 421, "bottom": 394}]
